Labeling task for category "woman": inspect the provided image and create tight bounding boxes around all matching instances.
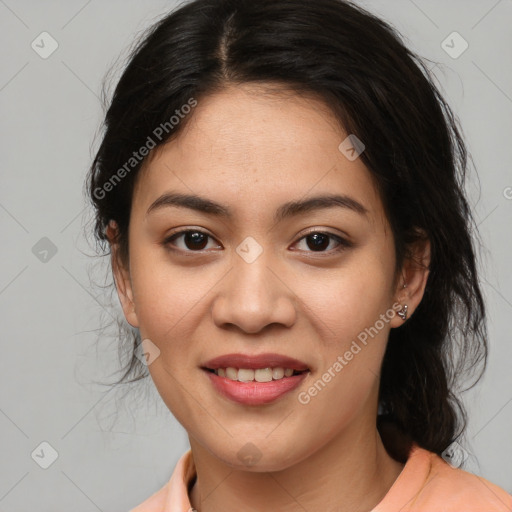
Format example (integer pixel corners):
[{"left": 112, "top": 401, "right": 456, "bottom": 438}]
[{"left": 86, "top": 0, "right": 512, "bottom": 510}]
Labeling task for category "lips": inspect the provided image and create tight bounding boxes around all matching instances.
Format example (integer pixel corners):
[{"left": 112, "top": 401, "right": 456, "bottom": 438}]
[
  {"left": 201, "top": 352, "right": 310, "bottom": 372},
  {"left": 201, "top": 352, "right": 311, "bottom": 405}
]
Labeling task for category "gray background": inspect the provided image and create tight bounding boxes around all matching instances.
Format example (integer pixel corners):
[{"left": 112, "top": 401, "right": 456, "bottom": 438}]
[{"left": 0, "top": 0, "right": 511, "bottom": 510}]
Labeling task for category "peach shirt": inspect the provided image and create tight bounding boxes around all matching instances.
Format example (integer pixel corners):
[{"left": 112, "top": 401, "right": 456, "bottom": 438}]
[{"left": 130, "top": 444, "right": 512, "bottom": 511}]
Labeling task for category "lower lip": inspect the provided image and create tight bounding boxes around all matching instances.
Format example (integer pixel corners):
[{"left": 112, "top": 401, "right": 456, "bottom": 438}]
[{"left": 203, "top": 369, "right": 308, "bottom": 405}]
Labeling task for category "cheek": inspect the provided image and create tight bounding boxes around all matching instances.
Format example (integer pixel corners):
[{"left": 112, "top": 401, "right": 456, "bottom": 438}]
[
  {"left": 292, "top": 270, "right": 394, "bottom": 438},
  {"left": 294, "top": 253, "right": 395, "bottom": 343},
  {"left": 127, "top": 253, "right": 211, "bottom": 424},
  {"left": 299, "top": 278, "right": 392, "bottom": 387},
  {"left": 290, "top": 250, "right": 395, "bottom": 407},
  {"left": 128, "top": 244, "right": 209, "bottom": 340}
]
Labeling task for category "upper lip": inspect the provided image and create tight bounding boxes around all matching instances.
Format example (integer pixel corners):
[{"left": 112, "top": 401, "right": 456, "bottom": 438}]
[{"left": 202, "top": 353, "right": 309, "bottom": 371}]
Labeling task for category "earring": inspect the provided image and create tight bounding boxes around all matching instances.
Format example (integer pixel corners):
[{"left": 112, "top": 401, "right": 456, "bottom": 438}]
[{"left": 397, "top": 304, "right": 408, "bottom": 321}]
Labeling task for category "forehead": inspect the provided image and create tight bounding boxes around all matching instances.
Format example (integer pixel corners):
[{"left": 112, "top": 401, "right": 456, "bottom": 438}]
[{"left": 134, "top": 84, "right": 385, "bottom": 226}]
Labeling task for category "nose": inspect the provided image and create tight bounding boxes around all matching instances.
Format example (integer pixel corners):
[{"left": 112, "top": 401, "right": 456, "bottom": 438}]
[{"left": 210, "top": 248, "right": 297, "bottom": 334}]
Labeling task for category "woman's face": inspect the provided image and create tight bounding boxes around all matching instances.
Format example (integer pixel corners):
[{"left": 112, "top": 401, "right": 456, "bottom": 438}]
[{"left": 112, "top": 84, "right": 413, "bottom": 471}]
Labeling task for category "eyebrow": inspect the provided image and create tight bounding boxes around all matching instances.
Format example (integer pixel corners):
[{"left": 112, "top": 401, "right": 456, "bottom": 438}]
[{"left": 146, "top": 192, "right": 369, "bottom": 222}]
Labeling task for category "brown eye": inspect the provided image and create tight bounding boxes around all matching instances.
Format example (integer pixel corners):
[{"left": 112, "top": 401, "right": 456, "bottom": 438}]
[
  {"left": 294, "top": 231, "right": 351, "bottom": 254},
  {"left": 305, "top": 233, "right": 330, "bottom": 251},
  {"left": 164, "top": 230, "right": 219, "bottom": 252}
]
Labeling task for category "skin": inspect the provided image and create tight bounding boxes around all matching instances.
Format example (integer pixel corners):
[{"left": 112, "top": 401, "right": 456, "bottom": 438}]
[{"left": 109, "top": 84, "right": 430, "bottom": 512}]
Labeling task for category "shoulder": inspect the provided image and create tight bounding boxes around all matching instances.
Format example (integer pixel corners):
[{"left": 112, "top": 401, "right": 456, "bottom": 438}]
[
  {"left": 405, "top": 447, "right": 512, "bottom": 511},
  {"left": 129, "top": 449, "right": 195, "bottom": 512},
  {"left": 420, "top": 450, "right": 512, "bottom": 511},
  {"left": 374, "top": 444, "right": 512, "bottom": 512}
]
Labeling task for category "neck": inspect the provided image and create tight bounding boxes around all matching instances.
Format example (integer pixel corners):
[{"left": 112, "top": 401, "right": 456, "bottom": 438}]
[{"left": 188, "top": 419, "right": 405, "bottom": 512}]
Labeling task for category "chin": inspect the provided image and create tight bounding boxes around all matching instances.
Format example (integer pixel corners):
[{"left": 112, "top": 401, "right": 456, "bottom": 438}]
[{"left": 204, "top": 438, "right": 314, "bottom": 473}]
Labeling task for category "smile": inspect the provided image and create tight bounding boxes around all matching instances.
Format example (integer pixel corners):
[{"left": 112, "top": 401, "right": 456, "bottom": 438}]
[
  {"left": 207, "top": 367, "right": 306, "bottom": 382},
  {"left": 202, "top": 367, "right": 309, "bottom": 405}
]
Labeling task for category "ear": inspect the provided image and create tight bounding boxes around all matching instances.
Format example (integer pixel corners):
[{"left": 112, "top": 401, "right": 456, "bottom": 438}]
[
  {"left": 389, "top": 231, "right": 431, "bottom": 328},
  {"left": 106, "top": 220, "right": 139, "bottom": 328}
]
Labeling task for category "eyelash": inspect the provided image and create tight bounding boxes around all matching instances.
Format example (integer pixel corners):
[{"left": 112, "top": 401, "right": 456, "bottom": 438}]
[{"left": 162, "top": 229, "right": 352, "bottom": 256}]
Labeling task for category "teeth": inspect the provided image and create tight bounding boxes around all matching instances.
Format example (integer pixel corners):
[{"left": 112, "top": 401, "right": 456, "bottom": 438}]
[
  {"left": 255, "top": 368, "right": 273, "bottom": 382},
  {"left": 226, "top": 367, "right": 238, "bottom": 380},
  {"left": 238, "top": 368, "right": 255, "bottom": 382},
  {"left": 214, "top": 366, "right": 303, "bottom": 382},
  {"left": 273, "top": 367, "right": 284, "bottom": 379}
]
